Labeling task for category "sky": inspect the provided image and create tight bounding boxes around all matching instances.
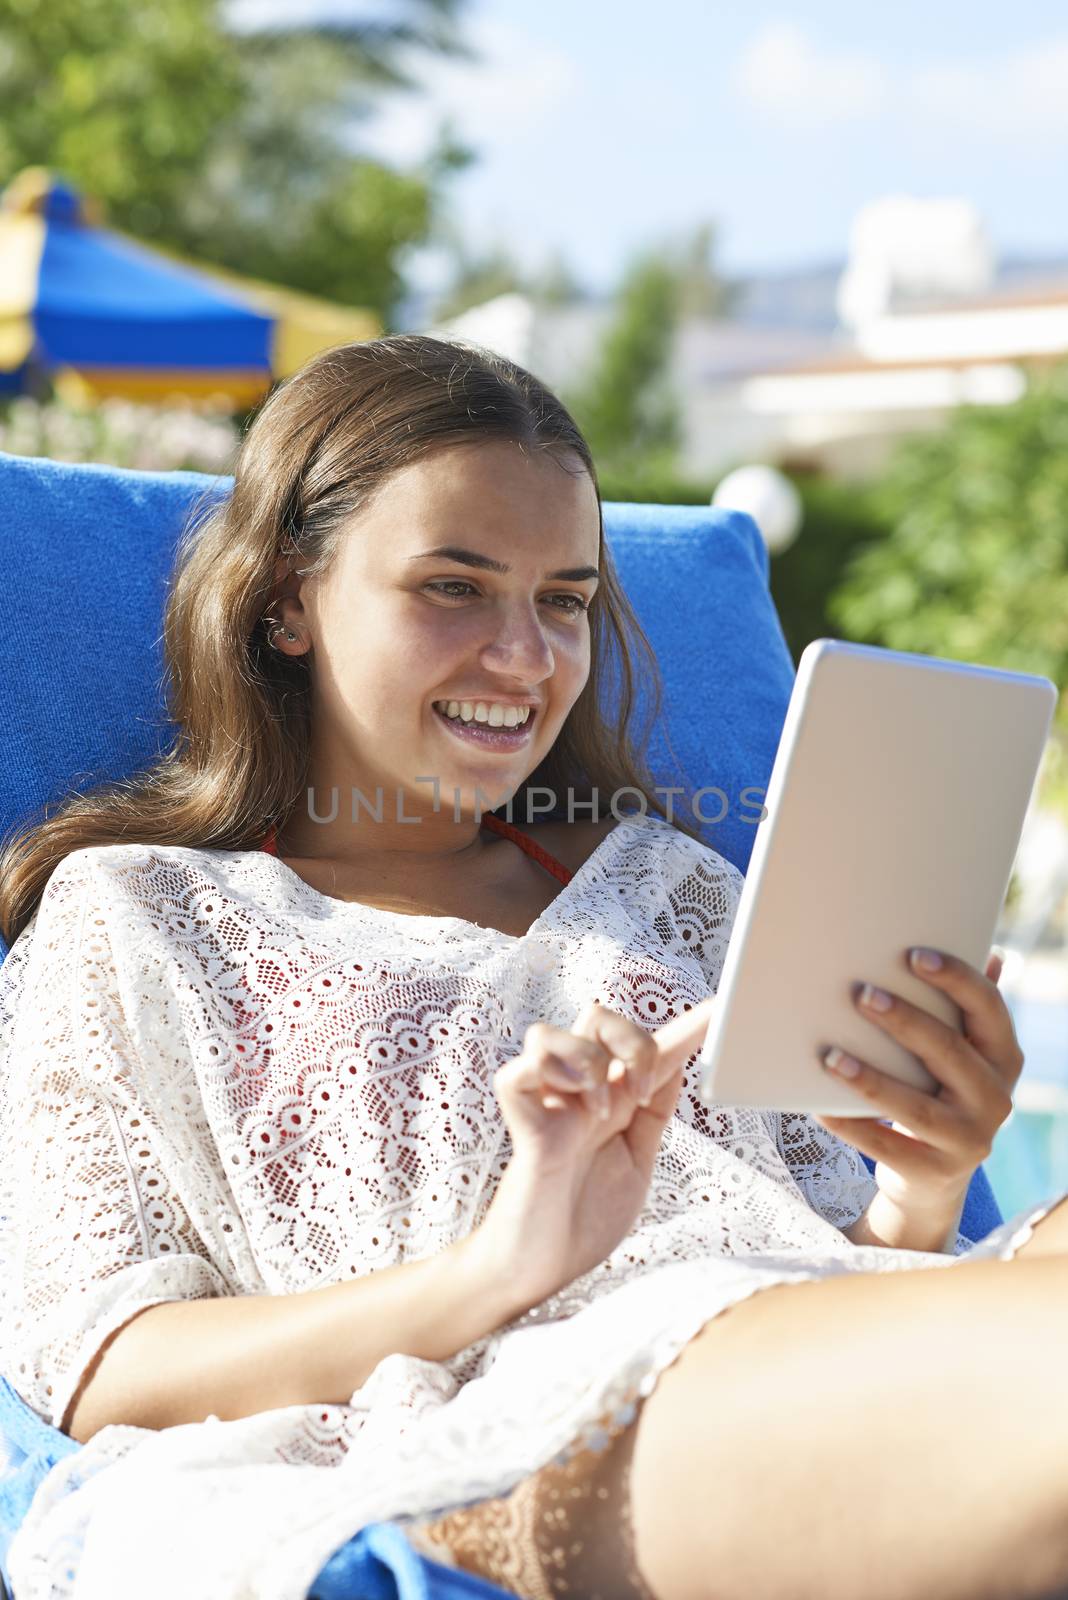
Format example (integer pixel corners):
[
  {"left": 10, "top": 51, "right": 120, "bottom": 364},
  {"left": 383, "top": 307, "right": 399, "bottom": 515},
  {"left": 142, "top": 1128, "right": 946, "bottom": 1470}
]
[{"left": 226, "top": 0, "right": 1068, "bottom": 296}]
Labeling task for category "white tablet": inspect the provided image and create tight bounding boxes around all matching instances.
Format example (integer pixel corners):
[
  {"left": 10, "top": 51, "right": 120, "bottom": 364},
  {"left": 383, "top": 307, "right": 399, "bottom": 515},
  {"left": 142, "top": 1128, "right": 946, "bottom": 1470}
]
[{"left": 697, "top": 638, "right": 1058, "bottom": 1115}]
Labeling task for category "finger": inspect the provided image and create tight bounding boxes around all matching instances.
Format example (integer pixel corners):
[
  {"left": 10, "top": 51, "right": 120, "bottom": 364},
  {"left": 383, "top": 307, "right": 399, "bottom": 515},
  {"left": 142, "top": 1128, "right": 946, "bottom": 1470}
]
[
  {"left": 651, "top": 997, "right": 718, "bottom": 1080},
  {"left": 985, "top": 950, "right": 1003, "bottom": 987},
  {"left": 500, "top": 1036, "right": 607, "bottom": 1120},
  {"left": 524, "top": 1020, "right": 612, "bottom": 1085},
  {"left": 820, "top": 1045, "right": 983, "bottom": 1163},
  {"left": 904, "top": 948, "right": 1023, "bottom": 1088},
  {"left": 571, "top": 1001, "right": 659, "bottom": 1107},
  {"left": 813, "top": 1112, "right": 960, "bottom": 1182},
  {"left": 541, "top": 1051, "right": 610, "bottom": 1119},
  {"left": 855, "top": 974, "right": 1014, "bottom": 1118}
]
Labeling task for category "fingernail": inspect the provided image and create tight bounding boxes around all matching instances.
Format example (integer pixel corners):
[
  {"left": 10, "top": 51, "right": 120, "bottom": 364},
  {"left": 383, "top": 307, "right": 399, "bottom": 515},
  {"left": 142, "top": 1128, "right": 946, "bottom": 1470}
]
[
  {"left": 823, "top": 1047, "right": 860, "bottom": 1078},
  {"left": 909, "top": 948, "right": 943, "bottom": 972},
  {"left": 554, "top": 1058, "right": 586, "bottom": 1083},
  {"left": 596, "top": 1085, "right": 612, "bottom": 1119},
  {"left": 860, "top": 982, "right": 893, "bottom": 1011}
]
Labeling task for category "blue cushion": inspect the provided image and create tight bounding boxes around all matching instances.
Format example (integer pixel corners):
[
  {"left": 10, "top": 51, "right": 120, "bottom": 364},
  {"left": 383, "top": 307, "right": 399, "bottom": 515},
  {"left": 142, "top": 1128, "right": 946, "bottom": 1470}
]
[
  {"left": 0, "top": 450, "right": 1004, "bottom": 1598},
  {"left": 0, "top": 1376, "right": 79, "bottom": 1580}
]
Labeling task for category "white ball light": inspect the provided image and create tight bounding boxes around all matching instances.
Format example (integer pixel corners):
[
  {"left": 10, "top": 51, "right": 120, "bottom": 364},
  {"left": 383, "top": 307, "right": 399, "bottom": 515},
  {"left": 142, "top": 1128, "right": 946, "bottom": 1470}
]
[{"left": 712, "top": 465, "right": 803, "bottom": 555}]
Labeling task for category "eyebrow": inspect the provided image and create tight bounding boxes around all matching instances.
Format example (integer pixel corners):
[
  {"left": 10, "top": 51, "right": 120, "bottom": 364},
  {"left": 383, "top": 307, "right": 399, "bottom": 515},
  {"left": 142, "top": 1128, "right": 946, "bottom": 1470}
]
[{"left": 408, "top": 545, "right": 599, "bottom": 582}]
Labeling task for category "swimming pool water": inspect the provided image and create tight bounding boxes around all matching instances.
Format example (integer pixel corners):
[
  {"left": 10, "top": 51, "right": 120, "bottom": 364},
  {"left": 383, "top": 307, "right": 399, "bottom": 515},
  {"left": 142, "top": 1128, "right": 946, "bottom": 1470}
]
[{"left": 985, "top": 995, "right": 1068, "bottom": 1219}]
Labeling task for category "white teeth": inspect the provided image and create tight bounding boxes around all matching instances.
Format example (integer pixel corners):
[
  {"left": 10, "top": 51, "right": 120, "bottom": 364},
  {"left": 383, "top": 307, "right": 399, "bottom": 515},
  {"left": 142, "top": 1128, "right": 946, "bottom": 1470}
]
[{"left": 435, "top": 700, "right": 533, "bottom": 728}]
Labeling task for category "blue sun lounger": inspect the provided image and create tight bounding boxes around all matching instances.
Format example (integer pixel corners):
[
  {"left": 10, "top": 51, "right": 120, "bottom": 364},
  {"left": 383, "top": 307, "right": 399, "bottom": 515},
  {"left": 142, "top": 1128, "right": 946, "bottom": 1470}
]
[{"left": 0, "top": 450, "right": 1003, "bottom": 1598}]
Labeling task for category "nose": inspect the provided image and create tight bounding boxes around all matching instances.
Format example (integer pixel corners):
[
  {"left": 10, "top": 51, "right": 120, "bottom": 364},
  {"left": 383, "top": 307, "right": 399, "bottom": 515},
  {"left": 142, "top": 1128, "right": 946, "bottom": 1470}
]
[{"left": 478, "top": 599, "right": 555, "bottom": 683}]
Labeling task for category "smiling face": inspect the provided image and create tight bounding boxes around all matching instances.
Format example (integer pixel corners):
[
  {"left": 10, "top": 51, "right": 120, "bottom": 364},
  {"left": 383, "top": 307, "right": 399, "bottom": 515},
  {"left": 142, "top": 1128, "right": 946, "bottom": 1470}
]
[{"left": 271, "top": 437, "right": 602, "bottom": 854}]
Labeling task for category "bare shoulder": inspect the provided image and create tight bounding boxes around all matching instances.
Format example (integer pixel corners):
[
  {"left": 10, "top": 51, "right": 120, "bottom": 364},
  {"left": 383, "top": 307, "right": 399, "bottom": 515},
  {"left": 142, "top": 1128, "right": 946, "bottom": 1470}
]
[{"left": 516, "top": 814, "right": 622, "bottom": 876}]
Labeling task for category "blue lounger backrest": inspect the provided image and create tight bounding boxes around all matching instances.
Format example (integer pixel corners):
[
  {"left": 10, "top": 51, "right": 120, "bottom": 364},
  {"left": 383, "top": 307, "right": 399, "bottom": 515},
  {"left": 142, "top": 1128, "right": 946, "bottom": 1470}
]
[{"left": 0, "top": 450, "right": 1004, "bottom": 1598}]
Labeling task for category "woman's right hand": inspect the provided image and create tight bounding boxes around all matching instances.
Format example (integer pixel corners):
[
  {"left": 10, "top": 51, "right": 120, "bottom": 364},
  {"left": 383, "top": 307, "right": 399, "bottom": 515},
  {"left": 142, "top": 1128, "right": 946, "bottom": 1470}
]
[{"left": 473, "top": 996, "right": 718, "bottom": 1314}]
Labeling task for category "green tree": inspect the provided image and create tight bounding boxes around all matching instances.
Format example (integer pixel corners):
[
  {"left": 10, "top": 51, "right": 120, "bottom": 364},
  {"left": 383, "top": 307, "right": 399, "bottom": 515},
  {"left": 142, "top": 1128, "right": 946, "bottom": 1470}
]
[
  {"left": 675, "top": 220, "right": 736, "bottom": 319},
  {"left": 0, "top": 0, "right": 474, "bottom": 323},
  {"left": 564, "top": 251, "right": 683, "bottom": 482},
  {"left": 533, "top": 248, "right": 586, "bottom": 308},
  {"left": 563, "top": 223, "right": 731, "bottom": 483},
  {"left": 430, "top": 238, "right": 586, "bottom": 321},
  {"left": 431, "top": 242, "right": 529, "bottom": 321},
  {"left": 764, "top": 473, "right": 892, "bottom": 667},
  {"left": 827, "top": 366, "right": 1068, "bottom": 809}
]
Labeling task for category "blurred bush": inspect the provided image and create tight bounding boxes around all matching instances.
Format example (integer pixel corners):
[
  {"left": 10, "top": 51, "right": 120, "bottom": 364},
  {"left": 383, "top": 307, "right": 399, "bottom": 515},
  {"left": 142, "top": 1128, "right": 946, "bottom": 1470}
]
[
  {"left": 828, "top": 369, "right": 1068, "bottom": 698},
  {"left": 826, "top": 365, "right": 1068, "bottom": 815},
  {"left": 0, "top": 396, "right": 239, "bottom": 474},
  {"left": 767, "top": 474, "right": 892, "bottom": 664},
  {"left": 564, "top": 256, "right": 683, "bottom": 485},
  {"left": 0, "top": 0, "right": 472, "bottom": 326}
]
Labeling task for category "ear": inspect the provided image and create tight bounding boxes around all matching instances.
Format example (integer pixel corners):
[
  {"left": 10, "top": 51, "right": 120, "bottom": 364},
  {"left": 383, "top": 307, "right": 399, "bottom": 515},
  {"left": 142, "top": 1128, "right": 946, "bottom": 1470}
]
[
  {"left": 269, "top": 555, "right": 310, "bottom": 620},
  {"left": 272, "top": 554, "right": 298, "bottom": 596},
  {"left": 264, "top": 556, "right": 313, "bottom": 655}
]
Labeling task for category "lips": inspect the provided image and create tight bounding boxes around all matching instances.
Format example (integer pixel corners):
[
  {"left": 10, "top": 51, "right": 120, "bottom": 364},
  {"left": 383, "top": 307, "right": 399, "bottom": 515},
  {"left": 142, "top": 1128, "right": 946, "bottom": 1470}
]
[{"left": 432, "top": 703, "right": 536, "bottom": 751}]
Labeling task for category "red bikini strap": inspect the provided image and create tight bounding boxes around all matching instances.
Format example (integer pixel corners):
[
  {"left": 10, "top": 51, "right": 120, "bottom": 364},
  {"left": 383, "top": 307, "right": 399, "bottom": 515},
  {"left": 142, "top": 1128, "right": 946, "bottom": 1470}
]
[
  {"left": 259, "top": 816, "right": 574, "bottom": 886},
  {"left": 479, "top": 812, "right": 573, "bottom": 885}
]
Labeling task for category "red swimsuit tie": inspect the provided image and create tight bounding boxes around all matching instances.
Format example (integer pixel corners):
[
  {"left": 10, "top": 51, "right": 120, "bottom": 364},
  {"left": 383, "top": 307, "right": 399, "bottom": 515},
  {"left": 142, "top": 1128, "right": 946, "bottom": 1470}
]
[{"left": 258, "top": 815, "right": 573, "bottom": 886}]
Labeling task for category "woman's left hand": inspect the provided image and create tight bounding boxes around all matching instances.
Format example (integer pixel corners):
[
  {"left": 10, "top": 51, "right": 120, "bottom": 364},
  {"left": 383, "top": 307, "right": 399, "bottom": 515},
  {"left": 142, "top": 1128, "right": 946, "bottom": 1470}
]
[{"left": 815, "top": 947, "right": 1023, "bottom": 1220}]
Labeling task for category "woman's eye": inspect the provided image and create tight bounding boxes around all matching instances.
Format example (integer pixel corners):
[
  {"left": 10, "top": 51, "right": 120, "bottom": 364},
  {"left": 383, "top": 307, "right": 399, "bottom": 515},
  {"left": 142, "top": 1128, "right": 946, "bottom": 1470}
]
[{"left": 424, "top": 581, "right": 589, "bottom": 613}]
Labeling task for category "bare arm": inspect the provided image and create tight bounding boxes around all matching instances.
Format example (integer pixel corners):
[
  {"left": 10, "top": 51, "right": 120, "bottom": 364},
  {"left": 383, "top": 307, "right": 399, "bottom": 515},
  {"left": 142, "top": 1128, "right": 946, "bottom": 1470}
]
[{"left": 63, "top": 1229, "right": 524, "bottom": 1443}]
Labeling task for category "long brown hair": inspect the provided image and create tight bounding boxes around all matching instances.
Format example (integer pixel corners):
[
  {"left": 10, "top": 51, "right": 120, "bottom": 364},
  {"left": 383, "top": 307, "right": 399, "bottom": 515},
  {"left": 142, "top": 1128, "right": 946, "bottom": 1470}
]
[{"left": 0, "top": 334, "right": 701, "bottom": 949}]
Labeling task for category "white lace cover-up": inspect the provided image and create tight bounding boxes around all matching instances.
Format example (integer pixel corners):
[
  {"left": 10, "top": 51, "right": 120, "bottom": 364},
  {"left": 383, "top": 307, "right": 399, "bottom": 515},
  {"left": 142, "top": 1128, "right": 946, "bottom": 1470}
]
[{"left": 1, "top": 814, "right": 1062, "bottom": 1600}]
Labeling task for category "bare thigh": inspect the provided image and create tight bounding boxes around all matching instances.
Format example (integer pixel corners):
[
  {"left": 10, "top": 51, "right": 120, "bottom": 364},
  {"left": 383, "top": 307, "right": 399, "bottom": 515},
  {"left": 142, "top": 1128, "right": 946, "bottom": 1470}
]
[
  {"left": 632, "top": 1219, "right": 1068, "bottom": 1600},
  {"left": 1006, "top": 1190, "right": 1068, "bottom": 1260},
  {"left": 406, "top": 1198, "right": 1068, "bottom": 1600},
  {"left": 405, "top": 1402, "right": 654, "bottom": 1600}
]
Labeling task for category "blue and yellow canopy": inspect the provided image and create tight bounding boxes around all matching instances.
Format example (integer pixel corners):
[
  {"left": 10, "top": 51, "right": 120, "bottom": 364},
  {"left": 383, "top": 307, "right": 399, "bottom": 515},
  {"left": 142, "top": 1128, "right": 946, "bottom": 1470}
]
[{"left": 0, "top": 169, "right": 380, "bottom": 406}]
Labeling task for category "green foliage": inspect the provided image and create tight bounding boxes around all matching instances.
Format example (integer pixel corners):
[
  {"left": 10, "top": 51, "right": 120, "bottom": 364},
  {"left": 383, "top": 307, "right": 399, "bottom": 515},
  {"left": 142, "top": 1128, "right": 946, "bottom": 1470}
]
[
  {"left": 674, "top": 221, "right": 737, "bottom": 320},
  {"left": 0, "top": 0, "right": 242, "bottom": 221},
  {"left": 768, "top": 475, "right": 892, "bottom": 665},
  {"left": 827, "top": 368, "right": 1068, "bottom": 711},
  {"left": 0, "top": 0, "right": 473, "bottom": 323},
  {"left": 595, "top": 469, "right": 714, "bottom": 505},
  {"left": 534, "top": 249, "right": 587, "bottom": 308},
  {"left": 564, "top": 223, "right": 731, "bottom": 482},
  {"left": 565, "top": 253, "right": 683, "bottom": 480},
  {"left": 432, "top": 244, "right": 529, "bottom": 321},
  {"left": 431, "top": 242, "right": 588, "bottom": 321},
  {"left": 827, "top": 367, "right": 1068, "bottom": 814}
]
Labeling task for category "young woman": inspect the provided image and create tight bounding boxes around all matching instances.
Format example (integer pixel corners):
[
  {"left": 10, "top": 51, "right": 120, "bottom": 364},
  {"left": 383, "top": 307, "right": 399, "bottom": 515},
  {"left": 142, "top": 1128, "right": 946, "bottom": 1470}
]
[{"left": 1, "top": 335, "right": 1067, "bottom": 1600}]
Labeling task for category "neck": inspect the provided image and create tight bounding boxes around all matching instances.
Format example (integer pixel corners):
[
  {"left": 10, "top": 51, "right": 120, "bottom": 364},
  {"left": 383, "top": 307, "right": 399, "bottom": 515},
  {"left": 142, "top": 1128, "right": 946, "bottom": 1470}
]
[{"left": 274, "top": 808, "right": 496, "bottom": 867}]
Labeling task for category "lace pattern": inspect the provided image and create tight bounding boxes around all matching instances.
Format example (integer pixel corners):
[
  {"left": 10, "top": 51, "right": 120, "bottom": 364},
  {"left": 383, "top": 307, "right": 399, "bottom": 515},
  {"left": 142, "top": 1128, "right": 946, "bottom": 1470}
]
[
  {"left": 0, "top": 813, "right": 995, "bottom": 1600},
  {"left": 403, "top": 1394, "right": 657, "bottom": 1600}
]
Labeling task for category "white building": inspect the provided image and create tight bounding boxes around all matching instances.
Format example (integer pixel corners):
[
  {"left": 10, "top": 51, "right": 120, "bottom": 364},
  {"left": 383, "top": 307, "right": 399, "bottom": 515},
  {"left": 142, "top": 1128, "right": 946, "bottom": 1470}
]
[
  {"left": 429, "top": 293, "right": 829, "bottom": 479},
  {"left": 430, "top": 198, "right": 1068, "bottom": 482},
  {"left": 741, "top": 279, "right": 1068, "bottom": 478}
]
